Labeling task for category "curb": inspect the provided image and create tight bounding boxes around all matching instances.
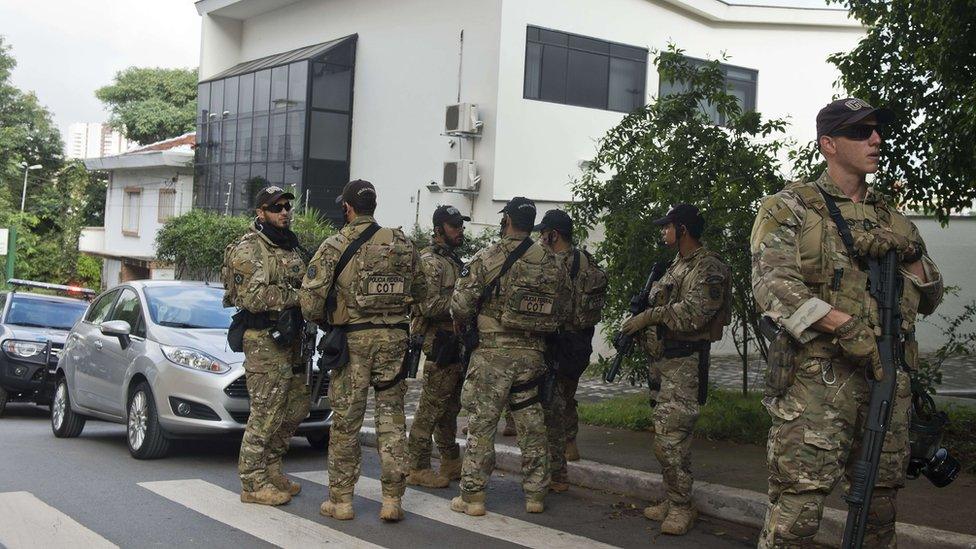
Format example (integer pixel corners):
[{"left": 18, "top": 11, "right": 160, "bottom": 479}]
[{"left": 358, "top": 427, "right": 976, "bottom": 548}]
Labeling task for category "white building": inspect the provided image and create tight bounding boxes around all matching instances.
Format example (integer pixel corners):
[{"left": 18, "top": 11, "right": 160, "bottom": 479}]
[
  {"left": 79, "top": 133, "right": 195, "bottom": 288},
  {"left": 66, "top": 122, "right": 133, "bottom": 160}
]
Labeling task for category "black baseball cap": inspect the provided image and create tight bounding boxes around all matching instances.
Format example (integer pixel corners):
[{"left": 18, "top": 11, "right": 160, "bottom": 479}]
[
  {"left": 533, "top": 209, "right": 573, "bottom": 237},
  {"left": 816, "top": 97, "right": 895, "bottom": 140},
  {"left": 652, "top": 203, "right": 704, "bottom": 232},
  {"left": 433, "top": 205, "right": 470, "bottom": 227},
  {"left": 499, "top": 196, "right": 537, "bottom": 229},
  {"left": 254, "top": 185, "right": 295, "bottom": 208},
  {"left": 335, "top": 179, "right": 377, "bottom": 211}
]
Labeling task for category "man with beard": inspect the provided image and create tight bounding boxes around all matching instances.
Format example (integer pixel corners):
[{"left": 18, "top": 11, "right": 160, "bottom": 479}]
[
  {"left": 224, "top": 185, "right": 310, "bottom": 506},
  {"left": 405, "top": 205, "right": 470, "bottom": 488}
]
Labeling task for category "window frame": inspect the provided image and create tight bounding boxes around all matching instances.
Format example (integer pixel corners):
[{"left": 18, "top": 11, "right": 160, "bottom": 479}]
[
  {"left": 522, "top": 25, "right": 648, "bottom": 113},
  {"left": 107, "top": 286, "right": 146, "bottom": 339},
  {"left": 122, "top": 187, "right": 142, "bottom": 237},
  {"left": 657, "top": 55, "right": 759, "bottom": 126},
  {"left": 158, "top": 188, "right": 178, "bottom": 222},
  {"left": 84, "top": 289, "right": 121, "bottom": 325}
]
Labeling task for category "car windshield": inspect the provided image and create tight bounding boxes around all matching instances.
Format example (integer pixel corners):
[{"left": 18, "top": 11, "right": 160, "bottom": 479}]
[
  {"left": 144, "top": 285, "right": 234, "bottom": 329},
  {"left": 5, "top": 296, "right": 89, "bottom": 330}
]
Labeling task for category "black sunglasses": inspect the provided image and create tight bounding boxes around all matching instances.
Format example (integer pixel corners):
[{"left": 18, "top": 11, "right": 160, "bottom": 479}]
[
  {"left": 263, "top": 202, "right": 293, "bottom": 213},
  {"left": 830, "top": 123, "right": 886, "bottom": 141}
]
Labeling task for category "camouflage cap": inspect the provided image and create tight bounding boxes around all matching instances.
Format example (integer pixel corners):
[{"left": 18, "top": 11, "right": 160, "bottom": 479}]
[{"left": 254, "top": 185, "right": 295, "bottom": 208}]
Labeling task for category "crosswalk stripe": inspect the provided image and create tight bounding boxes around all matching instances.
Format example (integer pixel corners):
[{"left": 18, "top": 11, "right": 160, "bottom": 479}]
[
  {"left": 0, "top": 491, "right": 118, "bottom": 549},
  {"left": 293, "top": 471, "right": 618, "bottom": 549},
  {"left": 138, "top": 479, "right": 383, "bottom": 549}
]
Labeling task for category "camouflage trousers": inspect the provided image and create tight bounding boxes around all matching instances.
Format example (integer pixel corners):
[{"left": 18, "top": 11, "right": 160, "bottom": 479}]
[
  {"left": 239, "top": 329, "right": 311, "bottom": 492},
  {"left": 327, "top": 329, "right": 408, "bottom": 500},
  {"left": 459, "top": 346, "right": 549, "bottom": 501},
  {"left": 652, "top": 354, "right": 701, "bottom": 506},
  {"left": 407, "top": 358, "right": 463, "bottom": 470},
  {"left": 759, "top": 357, "right": 910, "bottom": 549},
  {"left": 544, "top": 374, "right": 582, "bottom": 483}
]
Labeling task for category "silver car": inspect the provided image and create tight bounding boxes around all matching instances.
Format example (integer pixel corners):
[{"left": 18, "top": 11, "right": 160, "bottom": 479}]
[{"left": 51, "top": 280, "right": 331, "bottom": 459}]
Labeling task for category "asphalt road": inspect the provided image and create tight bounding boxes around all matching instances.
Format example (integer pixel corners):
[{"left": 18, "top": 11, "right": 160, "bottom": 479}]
[{"left": 0, "top": 403, "right": 759, "bottom": 548}]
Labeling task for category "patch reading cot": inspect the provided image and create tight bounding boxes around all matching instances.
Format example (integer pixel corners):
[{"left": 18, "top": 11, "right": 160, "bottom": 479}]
[
  {"left": 518, "top": 294, "right": 554, "bottom": 314},
  {"left": 366, "top": 275, "right": 405, "bottom": 295}
]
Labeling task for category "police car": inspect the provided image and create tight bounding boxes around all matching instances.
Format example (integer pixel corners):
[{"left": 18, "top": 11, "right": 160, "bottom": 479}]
[{"left": 0, "top": 279, "right": 94, "bottom": 416}]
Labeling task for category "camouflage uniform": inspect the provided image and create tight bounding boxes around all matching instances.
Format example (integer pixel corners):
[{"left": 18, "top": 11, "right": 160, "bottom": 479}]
[
  {"left": 226, "top": 224, "right": 311, "bottom": 494},
  {"left": 300, "top": 215, "right": 426, "bottom": 503},
  {"left": 452, "top": 235, "right": 571, "bottom": 505},
  {"left": 751, "top": 171, "right": 943, "bottom": 548},
  {"left": 544, "top": 247, "right": 606, "bottom": 485},
  {"left": 407, "top": 243, "right": 465, "bottom": 474},
  {"left": 639, "top": 247, "right": 730, "bottom": 509}
]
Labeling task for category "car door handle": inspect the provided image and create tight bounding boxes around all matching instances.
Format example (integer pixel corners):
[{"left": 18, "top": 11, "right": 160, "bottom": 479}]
[{"left": 93, "top": 340, "right": 103, "bottom": 350}]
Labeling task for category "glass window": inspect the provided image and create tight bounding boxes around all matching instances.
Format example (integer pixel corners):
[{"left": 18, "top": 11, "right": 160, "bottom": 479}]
[
  {"left": 122, "top": 188, "right": 141, "bottom": 235},
  {"left": 269, "top": 113, "right": 287, "bottom": 161},
  {"left": 109, "top": 288, "right": 145, "bottom": 338},
  {"left": 193, "top": 164, "right": 208, "bottom": 206},
  {"left": 144, "top": 285, "right": 234, "bottom": 329},
  {"left": 197, "top": 83, "right": 210, "bottom": 122},
  {"left": 525, "top": 26, "right": 647, "bottom": 113},
  {"left": 5, "top": 297, "right": 88, "bottom": 331},
  {"left": 284, "top": 162, "right": 302, "bottom": 190},
  {"left": 221, "top": 119, "right": 237, "bottom": 164},
  {"left": 306, "top": 158, "right": 349, "bottom": 221},
  {"left": 251, "top": 115, "right": 269, "bottom": 161},
  {"left": 223, "top": 76, "right": 239, "bottom": 118},
  {"left": 238, "top": 72, "right": 254, "bottom": 117},
  {"left": 311, "top": 63, "right": 352, "bottom": 111},
  {"left": 271, "top": 66, "right": 288, "bottom": 111},
  {"left": 86, "top": 290, "right": 119, "bottom": 324},
  {"left": 285, "top": 111, "right": 304, "bottom": 160},
  {"left": 236, "top": 117, "right": 252, "bottom": 163},
  {"left": 209, "top": 79, "right": 224, "bottom": 120},
  {"left": 208, "top": 121, "right": 221, "bottom": 163},
  {"left": 250, "top": 163, "right": 267, "bottom": 183},
  {"left": 309, "top": 111, "right": 349, "bottom": 161},
  {"left": 207, "top": 165, "right": 221, "bottom": 211},
  {"left": 233, "top": 164, "right": 250, "bottom": 213},
  {"left": 657, "top": 57, "right": 757, "bottom": 125},
  {"left": 219, "top": 167, "right": 235, "bottom": 213},
  {"left": 267, "top": 162, "right": 285, "bottom": 186},
  {"left": 254, "top": 69, "right": 272, "bottom": 115},
  {"left": 158, "top": 189, "right": 177, "bottom": 222},
  {"left": 287, "top": 62, "right": 307, "bottom": 111}
]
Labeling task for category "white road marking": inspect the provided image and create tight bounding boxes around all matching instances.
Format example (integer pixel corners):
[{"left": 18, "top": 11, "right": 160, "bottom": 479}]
[
  {"left": 138, "top": 479, "right": 383, "bottom": 549},
  {"left": 0, "top": 491, "right": 118, "bottom": 549},
  {"left": 293, "top": 471, "right": 619, "bottom": 549}
]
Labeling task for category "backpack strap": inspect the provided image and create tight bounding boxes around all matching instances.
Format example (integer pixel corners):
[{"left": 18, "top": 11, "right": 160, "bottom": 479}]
[
  {"left": 324, "top": 223, "right": 382, "bottom": 320},
  {"left": 570, "top": 249, "right": 581, "bottom": 280},
  {"left": 475, "top": 237, "right": 534, "bottom": 313}
]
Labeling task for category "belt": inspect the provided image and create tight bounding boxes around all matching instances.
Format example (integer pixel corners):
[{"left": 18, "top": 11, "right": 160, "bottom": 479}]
[
  {"left": 662, "top": 340, "right": 710, "bottom": 359},
  {"left": 343, "top": 322, "right": 409, "bottom": 333}
]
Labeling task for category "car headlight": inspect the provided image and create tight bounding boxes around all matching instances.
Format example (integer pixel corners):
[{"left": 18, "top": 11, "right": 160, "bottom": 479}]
[
  {"left": 160, "top": 345, "right": 229, "bottom": 374},
  {"left": 2, "top": 339, "right": 47, "bottom": 360}
]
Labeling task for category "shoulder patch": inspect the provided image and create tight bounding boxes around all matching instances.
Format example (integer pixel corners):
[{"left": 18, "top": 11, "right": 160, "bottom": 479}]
[
  {"left": 307, "top": 265, "right": 317, "bottom": 279},
  {"left": 234, "top": 273, "right": 244, "bottom": 284},
  {"left": 709, "top": 286, "right": 721, "bottom": 300},
  {"left": 704, "top": 274, "right": 723, "bottom": 285}
]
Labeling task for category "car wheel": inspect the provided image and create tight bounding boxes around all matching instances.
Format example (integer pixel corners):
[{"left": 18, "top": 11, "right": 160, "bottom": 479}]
[
  {"left": 127, "top": 382, "right": 171, "bottom": 459},
  {"left": 51, "top": 377, "right": 86, "bottom": 438},
  {"left": 306, "top": 429, "right": 330, "bottom": 450},
  {"left": 0, "top": 386, "right": 8, "bottom": 417}
]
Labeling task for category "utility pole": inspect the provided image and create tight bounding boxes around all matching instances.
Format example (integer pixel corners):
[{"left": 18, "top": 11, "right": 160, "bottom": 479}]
[{"left": 20, "top": 162, "right": 42, "bottom": 212}]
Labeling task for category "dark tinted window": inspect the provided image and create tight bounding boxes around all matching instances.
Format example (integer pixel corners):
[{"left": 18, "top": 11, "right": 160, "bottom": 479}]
[
  {"left": 223, "top": 76, "right": 239, "bottom": 118},
  {"left": 238, "top": 72, "right": 254, "bottom": 117},
  {"left": 236, "top": 117, "right": 252, "bottom": 162},
  {"left": 254, "top": 69, "right": 272, "bottom": 115},
  {"left": 658, "top": 57, "right": 757, "bottom": 125},
  {"left": 524, "top": 26, "right": 647, "bottom": 113},
  {"left": 287, "top": 62, "right": 307, "bottom": 111},
  {"left": 309, "top": 111, "right": 349, "bottom": 161},
  {"left": 197, "top": 83, "right": 210, "bottom": 122},
  {"left": 109, "top": 288, "right": 145, "bottom": 338},
  {"left": 209, "top": 79, "right": 224, "bottom": 119},
  {"left": 286, "top": 111, "right": 304, "bottom": 160},
  {"left": 251, "top": 115, "right": 269, "bottom": 161},
  {"left": 221, "top": 120, "right": 236, "bottom": 163},
  {"left": 269, "top": 113, "right": 287, "bottom": 161},
  {"left": 311, "top": 63, "right": 352, "bottom": 111},
  {"left": 271, "top": 66, "right": 288, "bottom": 111},
  {"left": 85, "top": 290, "right": 120, "bottom": 324},
  {"left": 7, "top": 297, "right": 88, "bottom": 331}
]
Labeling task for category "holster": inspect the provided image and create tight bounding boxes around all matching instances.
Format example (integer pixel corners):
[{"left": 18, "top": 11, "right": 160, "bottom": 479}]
[
  {"left": 432, "top": 329, "right": 461, "bottom": 367},
  {"left": 271, "top": 307, "right": 303, "bottom": 347},
  {"left": 317, "top": 326, "right": 350, "bottom": 372},
  {"left": 460, "top": 325, "right": 480, "bottom": 366},
  {"left": 227, "top": 309, "right": 275, "bottom": 352},
  {"left": 759, "top": 316, "right": 798, "bottom": 398},
  {"left": 661, "top": 339, "right": 711, "bottom": 405}
]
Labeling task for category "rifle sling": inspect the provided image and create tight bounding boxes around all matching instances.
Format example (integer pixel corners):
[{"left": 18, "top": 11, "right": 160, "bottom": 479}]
[
  {"left": 818, "top": 190, "right": 858, "bottom": 260},
  {"left": 324, "top": 223, "right": 382, "bottom": 319},
  {"left": 474, "top": 237, "right": 534, "bottom": 315}
]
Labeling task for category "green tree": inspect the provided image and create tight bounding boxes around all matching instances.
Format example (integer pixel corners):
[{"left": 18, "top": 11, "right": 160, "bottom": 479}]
[
  {"left": 96, "top": 67, "right": 197, "bottom": 145},
  {"left": 570, "top": 47, "right": 789, "bottom": 384},
  {"left": 826, "top": 0, "right": 976, "bottom": 222}
]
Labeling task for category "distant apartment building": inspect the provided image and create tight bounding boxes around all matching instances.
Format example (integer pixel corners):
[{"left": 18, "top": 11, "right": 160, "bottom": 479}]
[{"left": 66, "top": 122, "right": 133, "bottom": 159}]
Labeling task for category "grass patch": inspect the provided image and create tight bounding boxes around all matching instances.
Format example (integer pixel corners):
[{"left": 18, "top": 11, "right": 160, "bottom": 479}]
[{"left": 579, "top": 389, "right": 976, "bottom": 473}]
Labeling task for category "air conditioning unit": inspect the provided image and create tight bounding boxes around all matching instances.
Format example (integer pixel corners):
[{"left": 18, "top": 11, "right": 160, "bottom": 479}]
[
  {"left": 445, "top": 103, "right": 482, "bottom": 135},
  {"left": 443, "top": 160, "right": 480, "bottom": 191}
]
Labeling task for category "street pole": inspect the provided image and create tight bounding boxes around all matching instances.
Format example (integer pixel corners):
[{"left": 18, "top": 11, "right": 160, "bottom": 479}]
[
  {"left": 20, "top": 164, "right": 41, "bottom": 212},
  {"left": 5, "top": 227, "right": 16, "bottom": 286}
]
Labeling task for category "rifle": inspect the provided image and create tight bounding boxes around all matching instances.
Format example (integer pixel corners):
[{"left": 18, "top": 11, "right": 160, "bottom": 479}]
[
  {"left": 842, "top": 250, "right": 902, "bottom": 548},
  {"left": 604, "top": 261, "right": 667, "bottom": 383},
  {"left": 404, "top": 334, "right": 425, "bottom": 379},
  {"left": 302, "top": 321, "right": 324, "bottom": 405}
]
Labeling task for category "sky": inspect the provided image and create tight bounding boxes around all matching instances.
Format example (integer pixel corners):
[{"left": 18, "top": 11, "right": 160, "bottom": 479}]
[{"left": 0, "top": 0, "right": 200, "bottom": 143}]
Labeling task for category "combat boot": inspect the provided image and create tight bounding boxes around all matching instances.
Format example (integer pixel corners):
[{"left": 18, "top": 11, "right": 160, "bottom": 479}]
[
  {"left": 240, "top": 485, "right": 291, "bottom": 506},
  {"left": 320, "top": 493, "right": 354, "bottom": 520},
  {"left": 642, "top": 500, "right": 669, "bottom": 521},
  {"left": 450, "top": 492, "right": 486, "bottom": 517},
  {"left": 549, "top": 476, "right": 570, "bottom": 493},
  {"left": 439, "top": 457, "right": 462, "bottom": 481},
  {"left": 406, "top": 468, "right": 450, "bottom": 488},
  {"left": 565, "top": 439, "right": 580, "bottom": 462},
  {"left": 379, "top": 496, "right": 405, "bottom": 522},
  {"left": 660, "top": 504, "right": 697, "bottom": 535},
  {"left": 267, "top": 465, "right": 301, "bottom": 496},
  {"left": 525, "top": 497, "right": 545, "bottom": 514}
]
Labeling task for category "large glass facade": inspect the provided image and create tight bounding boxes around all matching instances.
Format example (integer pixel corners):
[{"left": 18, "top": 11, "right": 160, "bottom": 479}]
[{"left": 195, "top": 36, "right": 356, "bottom": 223}]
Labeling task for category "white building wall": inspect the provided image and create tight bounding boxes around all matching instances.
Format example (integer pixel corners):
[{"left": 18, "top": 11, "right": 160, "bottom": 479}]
[
  {"left": 102, "top": 258, "right": 122, "bottom": 290},
  {"left": 102, "top": 168, "right": 194, "bottom": 258}
]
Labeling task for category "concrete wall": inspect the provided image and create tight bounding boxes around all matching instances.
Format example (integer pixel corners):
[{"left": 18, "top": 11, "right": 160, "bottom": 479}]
[{"left": 912, "top": 216, "right": 976, "bottom": 352}]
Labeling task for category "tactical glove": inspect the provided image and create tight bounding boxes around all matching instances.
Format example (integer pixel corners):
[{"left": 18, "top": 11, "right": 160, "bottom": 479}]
[
  {"left": 621, "top": 307, "right": 664, "bottom": 335},
  {"left": 853, "top": 227, "right": 917, "bottom": 261},
  {"left": 836, "top": 317, "right": 883, "bottom": 380}
]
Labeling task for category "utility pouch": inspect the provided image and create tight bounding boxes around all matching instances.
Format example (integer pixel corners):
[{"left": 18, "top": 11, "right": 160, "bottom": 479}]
[
  {"left": 760, "top": 316, "right": 798, "bottom": 398},
  {"left": 270, "top": 307, "right": 303, "bottom": 347},
  {"left": 317, "top": 327, "right": 350, "bottom": 372},
  {"left": 227, "top": 310, "right": 247, "bottom": 352},
  {"left": 432, "top": 329, "right": 461, "bottom": 367}
]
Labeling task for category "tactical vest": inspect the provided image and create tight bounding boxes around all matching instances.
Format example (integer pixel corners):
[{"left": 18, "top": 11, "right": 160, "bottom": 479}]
[
  {"left": 480, "top": 241, "right": 566, "bottom": 334},
  {"left": 784, "top": 182, "right": 921, "bottom": 355},
  {"left": 328, "top": 226, "right": 415, "bottom": 320},
  {"left": 658, "top": 249, "right": 732, "bottom": 342},
  {"left": 221, "top": 231, "right": 304, "bottom": 310},
  {"left": 568, "top": 248, "right": 608, "bottom": 330},
  {"left": 424, "top": 246, "right": 462, "bottom": 324}
]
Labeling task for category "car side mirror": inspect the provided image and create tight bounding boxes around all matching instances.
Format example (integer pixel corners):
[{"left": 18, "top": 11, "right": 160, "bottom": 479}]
[{"left": 100, "top": 320, "right": 132, "bottom": 349}]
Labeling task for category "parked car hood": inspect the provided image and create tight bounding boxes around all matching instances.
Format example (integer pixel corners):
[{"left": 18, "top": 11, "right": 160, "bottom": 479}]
[
  {"left": 0, "top": 324, "right": 71, "bottom": 345},
  {"left": 151, "top": 327, "right": 244, "bottom": 365}
]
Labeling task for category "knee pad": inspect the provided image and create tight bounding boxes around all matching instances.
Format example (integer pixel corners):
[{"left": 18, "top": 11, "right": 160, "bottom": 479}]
[
  {"left": 867, "top": 489, "right": 897, "bottom": 527},
  {"left": 784, "top": 499, "right": 824, "bottom": 540}
]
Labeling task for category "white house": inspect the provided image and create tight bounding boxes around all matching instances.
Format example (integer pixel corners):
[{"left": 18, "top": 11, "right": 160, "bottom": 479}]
[{"left": 80, "top": 133, "right": 195, "bottom": 288}]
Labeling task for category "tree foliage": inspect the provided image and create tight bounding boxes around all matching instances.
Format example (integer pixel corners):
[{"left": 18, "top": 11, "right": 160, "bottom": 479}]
[
  {"left": 570, "top": 46, "right": 789, "bottom": 381},
  {"left": 827, "top": 0, "right": 976, "bottom": 222},
  {"left": 96, "top": 67, "right": 197, "bottom": 145}
]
